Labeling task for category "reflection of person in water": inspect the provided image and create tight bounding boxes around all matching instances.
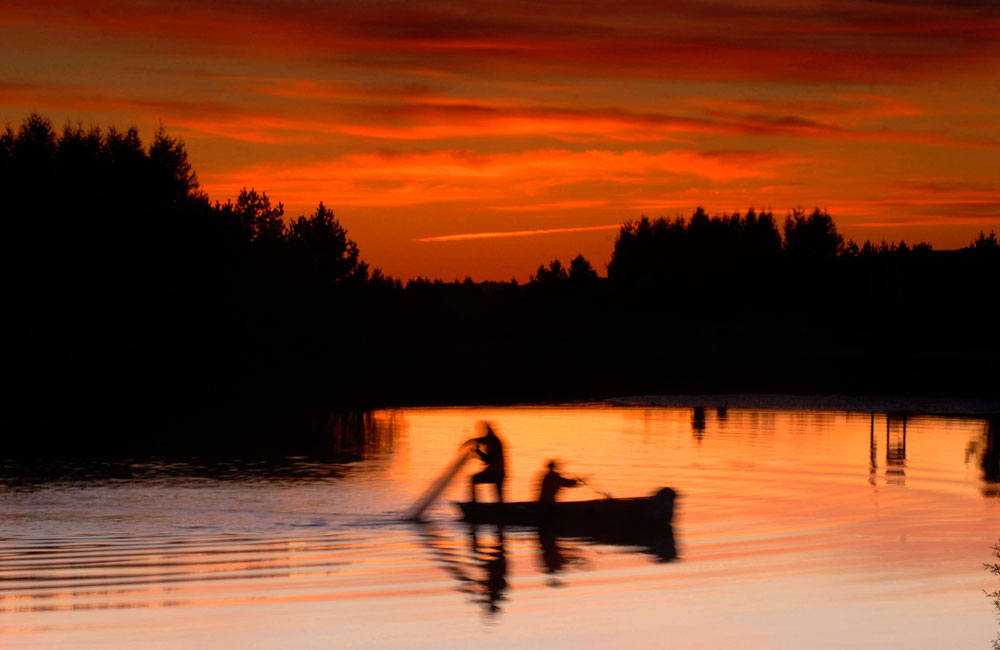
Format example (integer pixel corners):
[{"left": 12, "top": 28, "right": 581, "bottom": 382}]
[
  {"left": 470, "top": 524, "right": 507, "bottom": 614},
  {"left": 536, "top": 526, "right": 579, "bottom": 580},
  {"left": 538, "top": 459, "right": 580, "bottom": 504},
  {"left": 538, "top": 527, "right": 566, "bottom": 574},
  {"left": 466, "top": 422, "right": 505, "bottom": 503}
]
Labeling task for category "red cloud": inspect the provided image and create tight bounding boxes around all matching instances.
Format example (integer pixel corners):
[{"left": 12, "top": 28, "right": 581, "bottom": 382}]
[{"left": 3, "top": 0, "right": 999, "bottom": 83}]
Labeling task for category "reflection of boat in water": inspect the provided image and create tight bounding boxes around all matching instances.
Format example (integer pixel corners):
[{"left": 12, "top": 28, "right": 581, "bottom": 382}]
[
  {"left": 415, "top": 489, "right": 679, "bottom": 616},
  {"left": 455, "top": 487, "right": 676, "bottom": 530},
  {"left": 538, "top": 522, "right": 677, "bottom": 567}
]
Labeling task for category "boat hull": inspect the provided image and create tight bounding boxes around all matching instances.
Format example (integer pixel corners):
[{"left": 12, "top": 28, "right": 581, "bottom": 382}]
[{"left": 456, "top": 487, "right": 675, "bottom": 530}]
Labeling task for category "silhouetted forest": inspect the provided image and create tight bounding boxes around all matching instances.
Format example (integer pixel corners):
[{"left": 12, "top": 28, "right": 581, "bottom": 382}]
[{"left": 3, "top": 115, "right": 998, "bottom": 454}]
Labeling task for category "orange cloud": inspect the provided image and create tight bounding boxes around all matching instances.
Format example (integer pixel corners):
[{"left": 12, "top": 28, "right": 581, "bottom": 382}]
[
  {"left": 491, "top": 200, "right": 611, "bottom": 213},
  {"left": 202, "top": 148, "right": 804, "bottom": 212},
  {"left": 2, "top": 75, "right": 984, "bottom": 152},
  {"left": 415, "top": 224, "right": 620, "bottom": 243}
]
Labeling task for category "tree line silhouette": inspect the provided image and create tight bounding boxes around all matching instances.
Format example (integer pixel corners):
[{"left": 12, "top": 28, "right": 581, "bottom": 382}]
[{"left": 2, "top": 115, "right": 997, "bottom": 453}]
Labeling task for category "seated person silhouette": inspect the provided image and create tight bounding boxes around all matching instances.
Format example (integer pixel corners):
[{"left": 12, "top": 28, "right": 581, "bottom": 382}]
[
  {"left": 538, "top": 459, "right": 581, "bottom": 504},
  {"left": 466, "top": 421, "right": 505, "bottom": 503}
]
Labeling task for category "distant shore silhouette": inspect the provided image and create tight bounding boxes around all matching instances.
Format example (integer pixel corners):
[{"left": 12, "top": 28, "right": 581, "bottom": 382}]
[{"left": 3, "top": 114, "right": 997, "bottom": 454}]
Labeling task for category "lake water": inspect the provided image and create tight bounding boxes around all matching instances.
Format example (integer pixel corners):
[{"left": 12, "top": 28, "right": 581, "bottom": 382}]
[{"left": 2, "top": 404, "right": 999, "bottom": 649}]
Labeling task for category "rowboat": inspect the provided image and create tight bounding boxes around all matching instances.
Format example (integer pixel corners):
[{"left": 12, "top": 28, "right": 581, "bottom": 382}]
[{"left": 455, "top": 487, "right": 676, "bottom": 531}]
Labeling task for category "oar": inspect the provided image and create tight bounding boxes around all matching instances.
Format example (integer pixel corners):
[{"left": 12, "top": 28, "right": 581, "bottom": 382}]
[{"left": 572, "top": 475, "right": 613, "bottom": 499}]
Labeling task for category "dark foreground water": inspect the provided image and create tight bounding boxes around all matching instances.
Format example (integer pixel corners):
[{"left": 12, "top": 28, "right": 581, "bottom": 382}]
[{"left": 2, "top": 404, "right": 999, "bottom": 649}]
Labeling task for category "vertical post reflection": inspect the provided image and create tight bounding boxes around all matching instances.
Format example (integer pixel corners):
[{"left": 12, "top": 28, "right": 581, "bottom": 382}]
[
  {"left": 885, "top": 413, "right": 907, "bottom": 486},
  {"left": 869, "top": 412, "right": 878, "bottom": 487},
  {"left": 692, "top": 406, "right": 706, "bottom": 442}
]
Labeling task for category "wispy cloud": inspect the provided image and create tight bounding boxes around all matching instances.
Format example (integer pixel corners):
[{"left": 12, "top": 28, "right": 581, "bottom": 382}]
[
  {"left": 490, "top": 200, "right": 611, "bottom": 212},
  {"left": 4, "top": 0, "right": 999, "bottom": 82},
  {"left": 3, "top": 79, "right": 982, "bottom": 149},
  {"left": 415, "top": 224, "right": 620, "bottom": 242},
  {"left": 201, "top": 147, "right": 804, "bottom": 211}
]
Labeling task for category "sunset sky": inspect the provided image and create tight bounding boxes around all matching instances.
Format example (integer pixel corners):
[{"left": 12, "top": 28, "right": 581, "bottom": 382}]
[{"left": 3, "top": 0, "right": 999, "bottom": 280}]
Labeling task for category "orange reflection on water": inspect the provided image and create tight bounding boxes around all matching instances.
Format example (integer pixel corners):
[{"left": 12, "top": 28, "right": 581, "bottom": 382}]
[{"left": 1, "top": 405, "right": 997, "bottom": 649}]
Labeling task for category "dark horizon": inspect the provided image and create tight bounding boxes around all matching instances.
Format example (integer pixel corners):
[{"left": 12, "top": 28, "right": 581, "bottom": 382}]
[{"left": 3, "top": 114, "right": 998, "bottom": 455}]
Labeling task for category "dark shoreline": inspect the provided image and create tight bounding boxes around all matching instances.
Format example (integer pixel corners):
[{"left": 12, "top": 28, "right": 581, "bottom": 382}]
[
  {"left": 605, "top": 393, "right": 1000, "bottom": 417},
  {"left": 4, "top": 115, "right": 998, "bottom": 457}
]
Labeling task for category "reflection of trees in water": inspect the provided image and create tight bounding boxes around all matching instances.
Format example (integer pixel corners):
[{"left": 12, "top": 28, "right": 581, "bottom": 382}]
[
  {"left": 984, "top": 417, "right": 999, "bottom": 490},
  {"left": 624, "top": 406, "right": 781, "bottom": 446},
  {"left": 0, "top": 410, "right": 404, "bottom": 487},
  {"left": 987, "top": 540, "right": 1000, "bottom": 650},
  {"left": 967, "top": 416, "right": 999, "bottom": 497},
  {"left": 327, "top": 410, "right": 404, "bottom": 454},
  {"left": 0, "top": 455, "right": 355, "bottom": 487}
]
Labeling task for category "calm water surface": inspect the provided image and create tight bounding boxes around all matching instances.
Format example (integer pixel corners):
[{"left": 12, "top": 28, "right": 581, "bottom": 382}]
[{"left": 2, "top": 405, "right": 998, "bottom": 649}]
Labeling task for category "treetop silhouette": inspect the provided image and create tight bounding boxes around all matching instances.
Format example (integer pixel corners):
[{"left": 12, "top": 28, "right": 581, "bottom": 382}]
[{"left": 2, "top": 113, "right": 997, "bottom": 453}]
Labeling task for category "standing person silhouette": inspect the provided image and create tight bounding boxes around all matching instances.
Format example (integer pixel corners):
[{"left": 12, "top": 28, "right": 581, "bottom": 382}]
[{"left": 466, "top": 421, "right": 505, "bottom": 503}]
